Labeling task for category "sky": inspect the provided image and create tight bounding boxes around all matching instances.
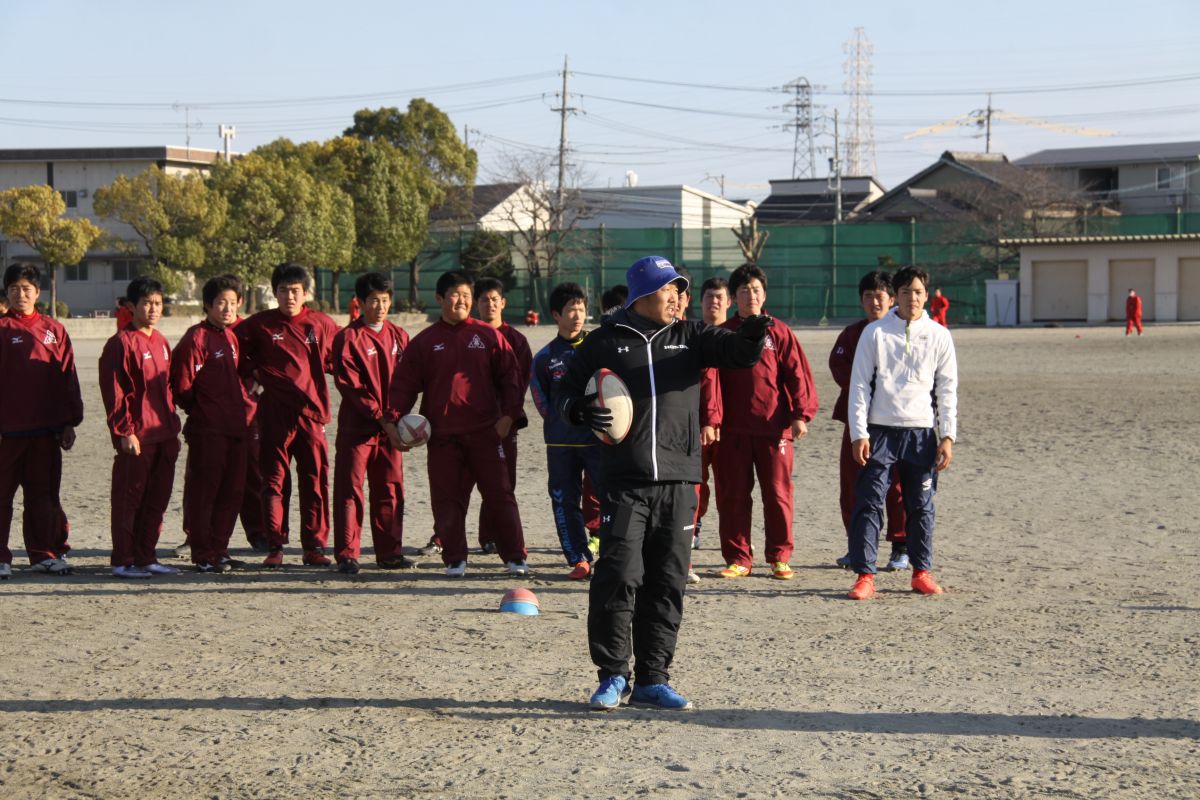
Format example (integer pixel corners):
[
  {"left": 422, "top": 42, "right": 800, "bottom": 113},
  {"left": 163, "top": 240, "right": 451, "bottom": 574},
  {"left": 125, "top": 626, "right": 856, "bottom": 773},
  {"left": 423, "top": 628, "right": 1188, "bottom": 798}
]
[{"left": 2, "top": 0, "right": 1197, "bottom": 203}]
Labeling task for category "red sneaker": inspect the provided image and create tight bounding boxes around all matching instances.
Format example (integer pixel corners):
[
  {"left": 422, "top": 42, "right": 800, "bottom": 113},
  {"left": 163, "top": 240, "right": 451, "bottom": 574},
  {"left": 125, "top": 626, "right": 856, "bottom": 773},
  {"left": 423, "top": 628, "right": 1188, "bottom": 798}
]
[
  {"left": 303, "top": 548, "right": 332, "bottom": 566},
  {"left": 262, "top": 549, "right": 284, "bottom": 569},
  {"left": 567, "top": 561, "right": 591, "bottom": 580},
  {"left": 911, "top": 570, "right": 944, "bottom": 595},
  {"left": 847, "top": 573, "right": 876, "bottom": 600}
]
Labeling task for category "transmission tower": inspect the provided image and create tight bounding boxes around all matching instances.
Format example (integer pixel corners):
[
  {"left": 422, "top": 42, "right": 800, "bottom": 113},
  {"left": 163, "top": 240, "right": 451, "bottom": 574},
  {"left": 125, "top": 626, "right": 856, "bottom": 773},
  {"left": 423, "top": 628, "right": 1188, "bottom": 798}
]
[
  {"left": 782, "top": 77, "right": 817, "bottom": 179},
  {"left": 842, "top": 27, "right": 876, "bottom": 177}
]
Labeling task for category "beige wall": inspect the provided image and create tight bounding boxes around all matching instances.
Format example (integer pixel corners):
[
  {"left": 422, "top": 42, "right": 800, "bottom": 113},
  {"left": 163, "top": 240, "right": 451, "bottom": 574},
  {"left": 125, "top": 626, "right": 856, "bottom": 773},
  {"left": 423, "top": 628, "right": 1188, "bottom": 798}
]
[
  {"left": 1019, "top": 240, "right": 1200, "bottom": 323},
  {"left": 1180, "top": 258, "right": 1200, "bottom": 321}
]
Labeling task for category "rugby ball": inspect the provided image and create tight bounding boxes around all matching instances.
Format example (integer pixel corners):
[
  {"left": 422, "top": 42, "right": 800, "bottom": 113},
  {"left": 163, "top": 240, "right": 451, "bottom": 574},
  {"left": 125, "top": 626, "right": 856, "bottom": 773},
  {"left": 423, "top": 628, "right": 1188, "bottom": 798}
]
[
  {"left": 397, "top": 413, "right": 431, "bottom": 447},
  {"left": 585, "top": 368, "right": 634, "bottom": 445}
]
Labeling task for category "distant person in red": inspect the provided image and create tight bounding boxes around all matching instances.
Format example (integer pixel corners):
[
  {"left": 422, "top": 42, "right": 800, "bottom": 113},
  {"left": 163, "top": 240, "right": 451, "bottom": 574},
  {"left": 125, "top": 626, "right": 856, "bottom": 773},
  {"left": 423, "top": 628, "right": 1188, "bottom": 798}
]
[
  {"left": 115, "top": 297, "right": 134, "bottom": 331},
  {"left": 0, "top": 263, "right": 83, "bottom": 579},
  {"left": 525, "top": 309, "right": 539, "bottom": 326},
  {"left": 929, "top": 287, "right": 950, "bottom": 327},
  {"left": 696, "top": 276, "right": 732, "bottom": 560},
  {"left": 385, "top": 270, "right": 529, "bottom": 578},
  {"left": 99, "top": 276, "right": 183, "bottom": 578},
  {"left": 331, "top": 272, "right": 411, "bottom": 575},
  {"left": 713, "top": 263, "right": 819, "bottom": 581},
  {"left": 348, "top": 295, "right": 361, "bottom": 322},
  {"left": 170, "top": 274, "right": 254, "bottom": 573},
  {"left": 1125, "top": 289, "right": 1143, "bottom": 336},
  {"left": 236, "top": 263, "right": 341, "bottom": 568},
  {"left": 829, "top": 271, "right": 908, "bottom": 571}
]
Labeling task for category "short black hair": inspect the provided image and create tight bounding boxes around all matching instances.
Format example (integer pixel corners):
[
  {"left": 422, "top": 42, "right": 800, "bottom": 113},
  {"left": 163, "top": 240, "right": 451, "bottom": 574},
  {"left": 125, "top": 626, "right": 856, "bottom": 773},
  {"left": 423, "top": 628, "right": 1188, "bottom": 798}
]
[
  {"left": 729, "top": 263, "right": 767, "bottom": 296},
  {"left": 549, "top": 282, "right": 587, "bottom": 314},
  {"left": 893, "top": 266, "right": 930, "bottom": 293},
  {"left": 436, "top": 270, "right": 474, "bottom": 297},
  {"left": 473, "top": 276, "right": 506, "bottom": 298},
  {"left": 271, "top": 263, "right": 312, "bottom": 293},
  {"left": 857, "top": 270, "right": 894, "bottom": 297},
  {"left": 202, "top": 274, "right": 244, "bottom": 308},
  {"left": 601, "top": 285, "right": 628, "bottom": 311},
  {"left": 700, "top": 276, "right": 729, "bottom": 296},
  {"left": 127, "top": 275, "right": 165, "bottom": 305},
  {"left": 674, "top": 265, "right": 693, "bottom": 299},
  {"left": 355, "top": 271, "right": 393, "bottom": 302},
  {"left": 3, "top": 262, "right": 40, "bottom": 290}
]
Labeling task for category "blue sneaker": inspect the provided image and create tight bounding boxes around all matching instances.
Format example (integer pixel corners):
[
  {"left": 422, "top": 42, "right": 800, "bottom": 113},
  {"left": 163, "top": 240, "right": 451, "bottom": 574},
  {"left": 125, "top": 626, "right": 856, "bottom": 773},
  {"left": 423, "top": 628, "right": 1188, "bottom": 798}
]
[
  {"left": 885, "top": 551, "right": 910, "bottom": 571},
  {"left": 630, "top": 682, "right": 692, "bottom": 710},
  {"left": 589, "top": 675, "right": 631, "bottom": 711}
]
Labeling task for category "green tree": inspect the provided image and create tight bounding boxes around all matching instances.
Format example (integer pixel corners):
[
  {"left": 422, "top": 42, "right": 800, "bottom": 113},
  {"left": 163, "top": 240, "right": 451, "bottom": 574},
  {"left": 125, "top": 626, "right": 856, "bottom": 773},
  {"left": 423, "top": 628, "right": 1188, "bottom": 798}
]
[
  {"left": 0, "top": 185, "right": 102, "bottom": 317},
  {"left": 207, "top": 153, "right": 353, "bottom": 311},
  {"left": 92, "top": 166, "right": 227, "bottom": 294},
  {"left": 460, "top": 229, "right": 514, "bottom": 284}
]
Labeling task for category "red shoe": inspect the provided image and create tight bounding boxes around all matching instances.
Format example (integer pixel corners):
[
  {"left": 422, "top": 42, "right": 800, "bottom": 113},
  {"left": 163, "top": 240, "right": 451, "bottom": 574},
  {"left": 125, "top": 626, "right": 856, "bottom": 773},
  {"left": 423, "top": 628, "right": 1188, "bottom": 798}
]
[
  {"left": 262, "top": 549, "right": 284, "bottom": 568},
  {"left": 303, "top": 548, "right": 332, "bottom": 566},
  {"left": 911, "top": 570, "right": 944, "bottom": 595},
  {"left": 847, "top": 573, "right": 875, "bottom": 600},
  {"left": 567, "top": 561, "right": 591, "bottom": 580}
]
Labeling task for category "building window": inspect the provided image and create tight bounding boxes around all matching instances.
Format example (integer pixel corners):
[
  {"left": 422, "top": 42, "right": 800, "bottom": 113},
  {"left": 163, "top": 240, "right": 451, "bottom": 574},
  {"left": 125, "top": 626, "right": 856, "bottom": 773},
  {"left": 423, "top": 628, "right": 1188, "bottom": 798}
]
[
  {"left": 1157, "top": 166, "right": 1185, "bottom": 191},
  {"left": 60, "top": 190, "right": 78, "bottom": 209},
  {"left": 65, "top": 262, "right": 89, "bottom": 282},
  {"left": 111, "top": 259, "right": 142, "bottom": 282}
]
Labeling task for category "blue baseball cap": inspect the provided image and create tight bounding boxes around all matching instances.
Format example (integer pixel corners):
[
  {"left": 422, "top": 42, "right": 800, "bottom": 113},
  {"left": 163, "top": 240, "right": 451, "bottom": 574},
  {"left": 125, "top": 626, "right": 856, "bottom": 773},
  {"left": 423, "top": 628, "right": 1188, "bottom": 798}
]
[{"left": 625, "top": 256, "right": 690, "bottom": 308}]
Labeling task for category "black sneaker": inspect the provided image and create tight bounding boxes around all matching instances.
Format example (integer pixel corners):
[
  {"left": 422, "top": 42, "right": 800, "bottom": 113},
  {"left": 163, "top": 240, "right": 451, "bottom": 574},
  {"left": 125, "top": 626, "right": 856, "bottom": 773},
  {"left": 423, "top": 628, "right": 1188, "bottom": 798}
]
[
  {"left": 378, "top": 556, "right": 416, "bottom": 570},
  {"left": 247, "top": 536, "right": 270, "bottom": 553},
  {"left": 196, "top": 562, "right": 217, "bottom": 573},
  {"left": 479, "top": 541, "right": 498, "bottom": 555},
  {"left": 338, "top": 559, "right": 361, "bottom": 575},
  {"left": 220, "top": 558, "right": 246, "bottom": 570},
  {"left": 418, "top": 537, "right": 443, "bottom": 556}
]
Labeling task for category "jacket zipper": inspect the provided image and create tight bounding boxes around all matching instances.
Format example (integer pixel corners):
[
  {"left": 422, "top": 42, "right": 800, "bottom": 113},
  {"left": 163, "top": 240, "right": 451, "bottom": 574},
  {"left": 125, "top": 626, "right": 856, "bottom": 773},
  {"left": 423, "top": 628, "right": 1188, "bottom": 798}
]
[{"left": 614, "top": 320, "right": 674, "bottom": 481}]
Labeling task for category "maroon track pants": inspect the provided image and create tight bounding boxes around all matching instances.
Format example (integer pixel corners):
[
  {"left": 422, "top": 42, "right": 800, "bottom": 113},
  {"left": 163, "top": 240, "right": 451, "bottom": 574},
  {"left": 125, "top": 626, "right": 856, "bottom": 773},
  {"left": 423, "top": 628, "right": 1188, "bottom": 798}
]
[
  {"left": 259, "top": 410, "right": 329, "bottom": 552},
  {"left": 715, "top": 433, "right": 795, "bottom": 567},
  {"left": 839, "top": 427, "right": 906, "bottom": 543},
  {"left": 695, "top": 440, "right": 717, "bottom": 524},
  {"left": 184, "top": 433, "right": 248, "bottom": 565},
  {"left": 333, "top": 431, "right": 404, "bottom": 563},
  {"left": 427, "top": 430, "right": 526, "bottom": 566},
  {"left": 110, "top": 438, "right": 180, "bottom": 567},
  {"left": 0, "top": 436, "right": 61, "bottom": 565},
  {"left": 475, "top": 430, "right": 518, "bottom": 548}
]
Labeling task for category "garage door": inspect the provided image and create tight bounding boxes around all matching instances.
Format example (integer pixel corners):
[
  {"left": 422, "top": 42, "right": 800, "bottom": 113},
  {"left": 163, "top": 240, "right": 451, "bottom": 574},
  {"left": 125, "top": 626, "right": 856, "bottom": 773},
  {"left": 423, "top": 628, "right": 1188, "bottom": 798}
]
[
  {"left": 1108, "top": 259, "right": 1155, "bottom": 320},
  {"left": 1179, "top": 258, "right": 1200, "bottom": 321},
  {"left": 1032, "top": 260, "right": 1087, "bottom": 321}
]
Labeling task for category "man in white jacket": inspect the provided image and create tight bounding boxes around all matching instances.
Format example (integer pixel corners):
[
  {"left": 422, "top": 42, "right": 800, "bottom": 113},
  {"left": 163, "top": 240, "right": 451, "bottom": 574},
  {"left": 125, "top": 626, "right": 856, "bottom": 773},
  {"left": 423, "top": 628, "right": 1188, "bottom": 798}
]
[{"left": 845, "top": 266, "right": 958, "bottom": 600}]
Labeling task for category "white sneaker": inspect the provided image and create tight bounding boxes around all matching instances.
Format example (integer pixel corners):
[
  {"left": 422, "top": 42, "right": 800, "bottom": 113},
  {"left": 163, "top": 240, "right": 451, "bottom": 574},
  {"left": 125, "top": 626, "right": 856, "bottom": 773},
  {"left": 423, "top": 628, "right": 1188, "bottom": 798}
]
[
  {"left": 31, "top": 557, "right": 72, "bottom": 575},
  {"left": 446, "top": 561, "right": 467, "bottom": 578},
  {"left": 113, "top": 565, "right": 152, "bottom": 579},
  {"left": 505, "top": 560, "right": 530, "bottom": 576},
  {"left": 142, "top": 562, "right": 181, "bottom": 575},
  {"left": 686, "top": 567, "right": 701, "bottom": 584},
  {"left": 0, "top": 563, "right": 11, "bottom": 580},
  {"left": 174, "top": 542, "right": 191, "bottom": 559}
]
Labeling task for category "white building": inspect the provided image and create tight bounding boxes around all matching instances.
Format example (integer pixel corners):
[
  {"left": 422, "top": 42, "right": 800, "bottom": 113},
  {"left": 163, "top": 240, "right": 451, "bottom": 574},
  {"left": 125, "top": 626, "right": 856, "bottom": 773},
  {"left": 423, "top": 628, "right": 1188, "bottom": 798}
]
[
  {"left": 0, "top": 146, "right": 223, "bottom": 315},
  {"left": 576, "top": 184, "right": 754, "bottom": 230}
]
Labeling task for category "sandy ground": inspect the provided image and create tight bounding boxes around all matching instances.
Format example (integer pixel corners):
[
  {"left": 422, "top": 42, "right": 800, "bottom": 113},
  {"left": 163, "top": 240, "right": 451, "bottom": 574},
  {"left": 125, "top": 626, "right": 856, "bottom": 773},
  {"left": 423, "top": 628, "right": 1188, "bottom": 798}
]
[{"left": 1, "top": 320, "right": 1198, "bottom": 799}]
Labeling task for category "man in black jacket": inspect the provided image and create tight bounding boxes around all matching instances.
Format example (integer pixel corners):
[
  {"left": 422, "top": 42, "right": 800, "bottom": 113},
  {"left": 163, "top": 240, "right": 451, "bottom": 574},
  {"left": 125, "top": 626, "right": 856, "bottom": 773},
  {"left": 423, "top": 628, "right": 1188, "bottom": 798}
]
[{"left": 558, "top": 255, "right": 772, "bottom": 711}]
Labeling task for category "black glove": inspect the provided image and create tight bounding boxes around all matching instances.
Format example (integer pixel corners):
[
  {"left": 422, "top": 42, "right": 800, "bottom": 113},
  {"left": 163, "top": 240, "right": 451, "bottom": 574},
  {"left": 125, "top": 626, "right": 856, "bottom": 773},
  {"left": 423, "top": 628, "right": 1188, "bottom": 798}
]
[
  {"left": 738, "top": 314, "right": 775, "bottom": 340},
  {"left": 569, "top": 393, "right": 613, "bottom": 433}
]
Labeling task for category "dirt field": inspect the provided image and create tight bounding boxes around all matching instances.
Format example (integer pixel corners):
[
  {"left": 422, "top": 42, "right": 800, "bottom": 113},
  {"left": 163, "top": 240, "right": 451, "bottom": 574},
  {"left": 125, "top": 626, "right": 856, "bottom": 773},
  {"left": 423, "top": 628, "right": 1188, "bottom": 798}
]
[{"left": 1, "top": 321, "right": 1197, "bottom": 799}]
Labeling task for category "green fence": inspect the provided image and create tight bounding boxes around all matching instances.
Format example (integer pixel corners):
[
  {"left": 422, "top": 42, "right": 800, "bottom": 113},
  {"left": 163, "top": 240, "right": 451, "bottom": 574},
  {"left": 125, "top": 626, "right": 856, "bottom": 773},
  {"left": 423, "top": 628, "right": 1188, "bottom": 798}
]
[{"left": 316, "top": 212, "right": 1200, "bottom": 326}]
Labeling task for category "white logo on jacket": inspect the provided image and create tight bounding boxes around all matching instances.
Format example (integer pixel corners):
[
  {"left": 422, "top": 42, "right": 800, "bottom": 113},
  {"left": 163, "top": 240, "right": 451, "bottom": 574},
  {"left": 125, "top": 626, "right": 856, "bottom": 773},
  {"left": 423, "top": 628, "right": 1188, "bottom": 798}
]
[
  {"left": 763, "top": 335, "right": 775, "bottom": 350},
  {"left": 663, "top": 343, "right": 688, "bottom": 350},
  {"left": 10, "top": 336, "right": 22, "bottom": 344},
  {"left": 433, "top": 342, "right": 446, "bottom": 352},
  {"left": 213, "top": 349, "right": 225, "bottom": 359},
  {"left": 468, "top": 334, "right": 486, "bottom": 350},
  {"left": 617, "top": 346, "right": 630, "bottom": 353},
  {"left": 271, "top": 333, "right": 284, "bottom": 342},
  {"left": 42, "top": 330, "right": 57, "bottom": 345},
  {"left": 366, "top": 347, "right": 376, "bottom": 356},
  {"left": 306, "top": 331, "right": 318, "bottom": 344}
]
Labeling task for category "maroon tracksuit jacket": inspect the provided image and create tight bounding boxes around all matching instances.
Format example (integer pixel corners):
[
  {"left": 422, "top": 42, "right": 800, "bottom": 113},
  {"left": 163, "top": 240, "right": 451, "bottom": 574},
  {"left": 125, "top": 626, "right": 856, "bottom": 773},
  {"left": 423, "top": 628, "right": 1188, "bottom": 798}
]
[
  {"left": 829, "top": 319, "right": 905, "bottom": 542},
  {"left": 473, "top": 322, "right": 532, "bottom": 547},
  {"left": 0, "top": 311, "right": 83, "bottom": 565},
  {"left": 170, "top": 320, "right": 253, "bottom": 565},
  {"left": 99, "top": 325, "right": 182, "bottom": 567},
  {"left": 331, "top": 318, "right": 410, "bottom": 564},
  {"left": 236, "top": 307, "right": 340, "bottom": 551},
  {"left": 388, "top": 318, "right": 527, "bottom": 565},
  {"left": 712, "top": 315, "right": 819, "bottom": 568}
]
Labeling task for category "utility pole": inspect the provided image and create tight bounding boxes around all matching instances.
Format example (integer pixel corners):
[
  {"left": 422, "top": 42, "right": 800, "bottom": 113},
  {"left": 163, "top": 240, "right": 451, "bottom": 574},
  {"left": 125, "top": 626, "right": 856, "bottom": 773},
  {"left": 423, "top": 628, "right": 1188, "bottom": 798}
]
[
  {"left": 984, "top": 93, "right": 993, "bottom": 153},
  {"left": 551, "top": 55, "right": 576, "bottom": 229},
  {"left": 219, "top": 125, "right": 236, "bottom": 163},
  {"left": 829, "top": 109, "right": 843, "bottom": 223}
]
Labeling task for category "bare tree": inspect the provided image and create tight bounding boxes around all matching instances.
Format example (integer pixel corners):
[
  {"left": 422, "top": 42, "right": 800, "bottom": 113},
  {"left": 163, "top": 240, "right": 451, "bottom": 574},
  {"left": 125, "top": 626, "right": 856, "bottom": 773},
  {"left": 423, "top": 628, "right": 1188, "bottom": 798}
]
[{"left": 485, "top": 152, "right": 595, "bottom": 311}]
